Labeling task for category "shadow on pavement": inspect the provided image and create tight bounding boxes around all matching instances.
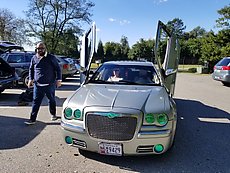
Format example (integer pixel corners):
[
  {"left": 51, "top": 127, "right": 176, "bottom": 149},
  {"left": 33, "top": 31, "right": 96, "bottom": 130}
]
[
  {"left": 0, "top": 115, "right": 61, "bottom": 150},
  {"left": 0, "top": 115, "right": 45, "bottom": 150},
  {"left": 76, "top": 98, "right": 230, "bottom": 173}
]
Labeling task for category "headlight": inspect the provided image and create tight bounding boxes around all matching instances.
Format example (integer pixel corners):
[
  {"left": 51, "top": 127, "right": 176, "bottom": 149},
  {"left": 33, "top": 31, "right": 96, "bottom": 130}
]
[
  {"left": 73, "top": 109, "right": 82, "bottom": 120},
  {"left": 64, "top": 107, "right": 72, "bottom": 119},
  {"left": 144, "top": 113, "right": 168, "bottom": 126},
  {"left": 145, "top": 113, "right": 155, "bottom": 123},
  {"left": 64, "top": 107, "right": 83, "bottom": 120},
  {"left": 156, "top": 113, "right": 168, "bottom": 126}
]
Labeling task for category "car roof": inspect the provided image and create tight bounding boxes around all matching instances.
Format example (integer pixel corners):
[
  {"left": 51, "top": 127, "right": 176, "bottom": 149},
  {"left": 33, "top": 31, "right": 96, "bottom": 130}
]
[{"left": 103, "top": 61, "right": 154, "bottom": 66}]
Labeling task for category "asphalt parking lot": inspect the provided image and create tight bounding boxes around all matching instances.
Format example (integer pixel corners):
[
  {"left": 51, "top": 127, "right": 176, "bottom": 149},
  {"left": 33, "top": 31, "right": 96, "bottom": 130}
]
[{"left": 0, "top": 73, "right": 229, "bottom": 173}]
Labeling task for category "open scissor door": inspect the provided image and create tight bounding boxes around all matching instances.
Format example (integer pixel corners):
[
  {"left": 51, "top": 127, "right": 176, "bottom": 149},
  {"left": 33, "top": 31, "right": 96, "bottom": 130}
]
[
  {"left": 154, "top": 21, "right": 180, "bottom": 96},
  {"left": 80, "top": 22, "right": 96, "bottom": 84}
]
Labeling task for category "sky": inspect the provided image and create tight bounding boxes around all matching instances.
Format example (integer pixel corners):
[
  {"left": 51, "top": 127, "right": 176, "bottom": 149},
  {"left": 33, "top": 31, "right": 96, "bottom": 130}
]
[{"left": 1, "top": 0, "right": 229, "bottom": 50}]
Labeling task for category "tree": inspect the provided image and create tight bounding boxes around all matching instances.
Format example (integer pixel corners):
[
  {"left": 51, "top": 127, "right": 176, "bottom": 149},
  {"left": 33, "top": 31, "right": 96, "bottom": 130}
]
[
  {"left": 96, "top": 40, "right": 104, "bottom": 61},
  {"left": 0, "top": 8, "right": 28, "bottom": 45},
  {"left": 55, "top": 29, "right": 80, "bottom": 58},
  {"left": 188, "top": 26, "right": 207, "bottom": 39},
  {"left": 25, "top": 0, "right": 94, "bottom": 53},
  {"left": 120, "top": 35, "right": 130, "bottom": 60},
  {"left": 128, "top": 38, "right": 154, "bottom": 61},
  {"left": 166, "top": 18, "right": 186, "bottom": 38},
  {"left": 216, "top": 4, "right": 230, "bottom": 29}
]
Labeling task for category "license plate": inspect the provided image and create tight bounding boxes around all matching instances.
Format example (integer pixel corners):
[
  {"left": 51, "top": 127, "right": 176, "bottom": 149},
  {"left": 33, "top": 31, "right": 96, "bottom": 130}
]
[{"left": 98, "top": 143, "right": 122, "bottom": 156}]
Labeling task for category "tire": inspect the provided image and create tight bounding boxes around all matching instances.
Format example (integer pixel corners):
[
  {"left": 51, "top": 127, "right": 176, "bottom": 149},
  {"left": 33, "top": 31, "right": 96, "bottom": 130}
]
[
  {"left": 0, "top": 89, "right": 4, "bottom": 94},
  {"left": 222, "top": 81, "right": 230, "bottom": 86},
  {"left": 22, "top": 74, "right": 29, "bottom": 87}
]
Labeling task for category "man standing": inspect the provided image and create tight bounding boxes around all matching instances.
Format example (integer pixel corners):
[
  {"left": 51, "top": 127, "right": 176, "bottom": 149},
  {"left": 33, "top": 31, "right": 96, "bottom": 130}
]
[{"left": 25, "top": 42, "right": 62, "bottom": 125}]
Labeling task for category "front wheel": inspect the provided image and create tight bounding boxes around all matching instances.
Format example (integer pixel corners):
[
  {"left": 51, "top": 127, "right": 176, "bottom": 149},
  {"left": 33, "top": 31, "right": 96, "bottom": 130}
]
[{"left": 22, "top": 74, "right": 29, "bottom": 87}]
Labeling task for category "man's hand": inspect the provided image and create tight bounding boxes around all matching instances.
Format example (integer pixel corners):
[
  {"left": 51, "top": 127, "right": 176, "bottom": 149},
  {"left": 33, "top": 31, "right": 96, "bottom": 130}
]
[
  {"left": 56, "top": 80, "right": 62, "bottom": 88},
  {"left": 27, "top": 80, "right": 34, "bottom": 88}
]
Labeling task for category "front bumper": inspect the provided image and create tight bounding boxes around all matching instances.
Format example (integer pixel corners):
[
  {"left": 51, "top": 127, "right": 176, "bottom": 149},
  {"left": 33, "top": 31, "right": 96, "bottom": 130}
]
[{"left": 61, "top": 120, "right": 176, "bottom": 156}]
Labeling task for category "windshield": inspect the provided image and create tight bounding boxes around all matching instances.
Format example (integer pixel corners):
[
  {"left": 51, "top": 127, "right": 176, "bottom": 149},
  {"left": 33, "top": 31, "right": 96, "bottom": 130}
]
[{"left": 89, "top": 64, "right": 160, "bottom": 85}]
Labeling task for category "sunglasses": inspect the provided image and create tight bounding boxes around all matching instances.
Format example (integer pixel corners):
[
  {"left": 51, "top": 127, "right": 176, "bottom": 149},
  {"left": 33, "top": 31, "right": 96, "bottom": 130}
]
[{"left": 36, "top": 48, "right": 45, "bottom": 50}]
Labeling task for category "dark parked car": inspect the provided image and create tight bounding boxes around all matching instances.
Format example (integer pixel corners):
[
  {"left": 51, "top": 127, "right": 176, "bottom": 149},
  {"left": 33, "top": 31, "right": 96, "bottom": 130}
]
[
  {"left": 0, "top": 58, "right": 19, "bottom": 94},
  {"left": 0, "top": 42, "right": 21, "bottom": 93},
  {"left": 212, "top": 57, "right": 230, "bottom": 86},
  {"left": 1, "top": 51, "right": 35, "bottom": 87}
]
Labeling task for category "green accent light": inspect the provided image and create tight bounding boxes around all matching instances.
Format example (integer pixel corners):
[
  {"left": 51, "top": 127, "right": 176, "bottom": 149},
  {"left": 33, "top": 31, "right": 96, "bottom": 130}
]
[
  {"left": 157, "top": 114, "right": 168, "bottom": 125},
  {"left": 74, "top": 109, "right": 81, "bottom": 119},
  {"left": 145, "top": 113, "right": 154, "bottom": 123},
  {"left": 65, "top": 136, "right": 73, "bottom": 144},
  {"left": 154, "top": 144, "right": 164, "bottom": 153},
  {"left": 64, "top": 107, "right": 73, "bottom": 118}
]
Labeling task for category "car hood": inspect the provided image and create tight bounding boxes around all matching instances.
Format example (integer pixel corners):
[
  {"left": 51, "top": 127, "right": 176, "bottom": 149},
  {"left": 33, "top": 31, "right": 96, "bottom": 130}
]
[{"left": 68, "top": 84, "right": 170, "bottom": 112}]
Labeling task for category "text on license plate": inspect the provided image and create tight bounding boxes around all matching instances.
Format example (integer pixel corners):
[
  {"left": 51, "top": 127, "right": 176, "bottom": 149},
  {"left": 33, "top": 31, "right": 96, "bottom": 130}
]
[{"left": 98, "top": 143, "right": 122, "bottom": 156}]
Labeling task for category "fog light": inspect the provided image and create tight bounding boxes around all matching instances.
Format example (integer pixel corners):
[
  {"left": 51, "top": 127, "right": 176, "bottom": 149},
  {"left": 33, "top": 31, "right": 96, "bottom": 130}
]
[
  {"left": 65, "top": 136, "right": 73, "bottom": 144},
  {"left": 154, "top": 144, "right": 164, "bottom": 153}
]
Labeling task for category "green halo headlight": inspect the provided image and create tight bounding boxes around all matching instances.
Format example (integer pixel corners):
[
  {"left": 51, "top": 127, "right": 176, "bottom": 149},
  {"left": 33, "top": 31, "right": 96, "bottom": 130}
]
[
  {"left": 74, "top": 109, "right": 81, "bottom": 119},
  {"left": 157, "top": 114, "right": 168, "bottom": 126},
  {"left": 145, "top": 113, "right": 155, "bottom": 124},
  {"left": 64, "top": 107, "right": 72, "bottom": 119}
]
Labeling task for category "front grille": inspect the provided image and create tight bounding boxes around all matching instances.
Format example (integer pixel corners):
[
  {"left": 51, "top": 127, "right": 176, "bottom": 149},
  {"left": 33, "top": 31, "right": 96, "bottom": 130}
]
[{"left": 87, "top": 113, "right": 137, "bottom": 141}]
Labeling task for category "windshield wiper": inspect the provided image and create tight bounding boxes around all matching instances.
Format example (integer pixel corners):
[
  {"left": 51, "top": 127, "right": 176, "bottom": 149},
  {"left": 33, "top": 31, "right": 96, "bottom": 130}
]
[
  {"left": 119, "top": 80, "right": 160, "bottom": 86},
  {"left": 89, "top": 79, "right": 110, "bottom": 84}
]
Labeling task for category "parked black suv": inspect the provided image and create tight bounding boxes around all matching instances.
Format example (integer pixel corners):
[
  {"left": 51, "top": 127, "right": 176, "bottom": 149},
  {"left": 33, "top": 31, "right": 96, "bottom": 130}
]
[{"left": 1, "top": 51, "right": 35, "bottom": 87}]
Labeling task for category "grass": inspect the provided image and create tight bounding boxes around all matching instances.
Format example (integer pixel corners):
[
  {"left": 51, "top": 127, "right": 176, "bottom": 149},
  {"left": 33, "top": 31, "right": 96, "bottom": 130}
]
[{"left": 178, "top": 64, "right": 201, "bottom": 69}]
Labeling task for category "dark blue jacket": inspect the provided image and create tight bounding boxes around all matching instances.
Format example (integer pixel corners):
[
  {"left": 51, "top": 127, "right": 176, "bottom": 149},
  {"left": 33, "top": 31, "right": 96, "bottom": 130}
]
[{"left": 29, "top": 54, "right": 62, "bottom": 85}]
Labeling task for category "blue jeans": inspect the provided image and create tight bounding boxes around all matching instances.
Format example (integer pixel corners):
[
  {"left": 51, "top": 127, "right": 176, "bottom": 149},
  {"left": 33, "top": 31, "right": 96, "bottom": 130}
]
[{"left": 30, "top": 84, "right": 56, "bottom": 121}]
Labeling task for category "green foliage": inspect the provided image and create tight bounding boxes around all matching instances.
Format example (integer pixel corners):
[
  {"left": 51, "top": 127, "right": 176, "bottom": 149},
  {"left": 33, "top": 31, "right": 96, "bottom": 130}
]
[
  {"left": 216, "top": 4, "right": 230, "bottom": 29},
  {"left": 166, "top": 18, "right": 186, "bottom": 38},
  {"left": 25, "top": 0, "right": 94, "bottom": 53},
  {"left": 96, "top": 40, "right": 104, "bottom": 61},
  {"left": 128, "top": 38, "right": 154, "bottom": 61}
]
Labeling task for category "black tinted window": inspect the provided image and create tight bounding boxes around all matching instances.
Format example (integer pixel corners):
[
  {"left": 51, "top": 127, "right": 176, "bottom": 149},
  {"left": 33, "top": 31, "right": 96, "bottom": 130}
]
[
  {"left": 7, "top": 54, "right": 25, "bottom": 63},
  {"left": 26, "top": 54, "right": 34, "bottom": 62}
]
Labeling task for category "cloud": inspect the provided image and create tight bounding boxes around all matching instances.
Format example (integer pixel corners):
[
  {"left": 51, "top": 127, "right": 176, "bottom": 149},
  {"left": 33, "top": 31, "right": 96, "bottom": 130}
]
[
  {"left": 159, "top": 0, "right": 168, "bottom": 2},
  {"left": 109, "top": 18, "right": 116, "bottom": 22},
  {"left": 154, "top": 0, "right": 168, "bottom": 4},
  {"left": 119, "top": 20, "right": 131, "bottom": 25},
  {"left": 108, "top": 18, "right": 131, "bottom": 25}
]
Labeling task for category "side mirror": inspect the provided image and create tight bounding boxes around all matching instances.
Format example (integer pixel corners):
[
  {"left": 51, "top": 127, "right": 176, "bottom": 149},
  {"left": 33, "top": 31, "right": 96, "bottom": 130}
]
[
  {"left": 79, "top": 66, "right": 86, "bottom": 73},
  {"left": 165, "top": 69, "right": 177, "bottom": 76}
]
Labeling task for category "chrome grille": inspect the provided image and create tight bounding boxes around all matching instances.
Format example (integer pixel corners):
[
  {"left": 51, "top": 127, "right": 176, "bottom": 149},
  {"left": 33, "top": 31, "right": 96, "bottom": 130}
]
[{"left": 87, "top": 113, "right": 137, "bottom": 141}]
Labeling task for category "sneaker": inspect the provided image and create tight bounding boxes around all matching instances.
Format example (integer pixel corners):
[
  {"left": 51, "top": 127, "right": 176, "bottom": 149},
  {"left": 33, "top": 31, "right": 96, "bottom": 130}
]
[
  {"left": 24, "top": 120, "right": 36, "bottom": 125},
  {"left": 51, "top": 115, "right": 58, "bottom": 121}
]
